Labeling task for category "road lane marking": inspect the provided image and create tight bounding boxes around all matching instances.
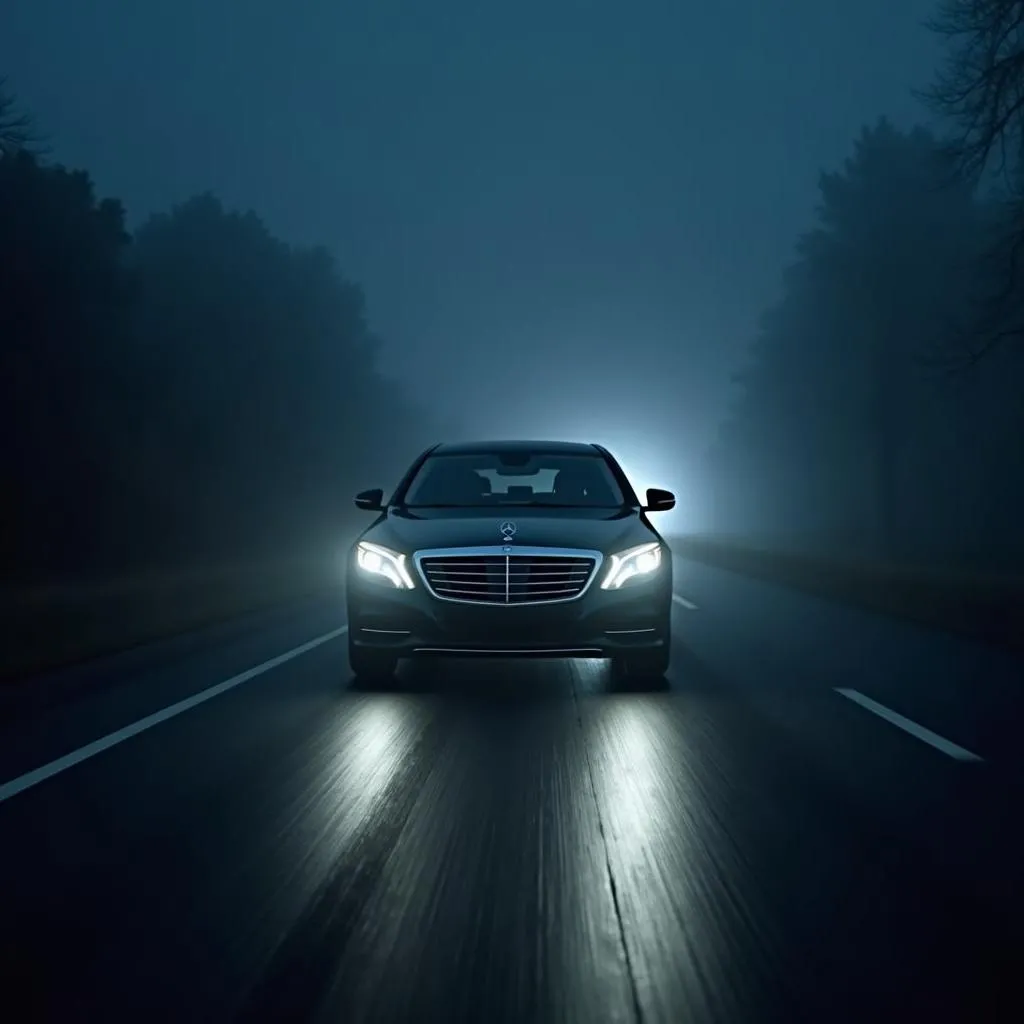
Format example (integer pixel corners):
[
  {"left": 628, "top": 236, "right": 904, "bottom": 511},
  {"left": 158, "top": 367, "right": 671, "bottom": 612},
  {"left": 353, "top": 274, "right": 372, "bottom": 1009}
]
[
  {"left": 0, "top": 625, "right": 349, "bottom": 805},
  {"left": 672, "top": 594, "right": 698, "bottom": 610},
  {"left": 834, "top": 688, "right": 984, "bottom": 762}
]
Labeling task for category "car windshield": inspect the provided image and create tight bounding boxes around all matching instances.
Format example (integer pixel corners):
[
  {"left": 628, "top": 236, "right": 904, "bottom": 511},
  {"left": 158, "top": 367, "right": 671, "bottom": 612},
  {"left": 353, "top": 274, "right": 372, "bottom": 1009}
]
[{"left": 401, "top": 452, "right": 627, "bottom": 508}]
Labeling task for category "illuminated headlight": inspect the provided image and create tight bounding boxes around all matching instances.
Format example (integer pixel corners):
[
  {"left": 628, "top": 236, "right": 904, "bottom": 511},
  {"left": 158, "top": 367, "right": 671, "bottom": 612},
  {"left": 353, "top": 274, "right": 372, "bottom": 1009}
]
[
  {"left": 356, "top": 541, "right": 415, "bottom": 589},
  {"left": 601, "top": 541, "right": 663, "bottom": 590}
]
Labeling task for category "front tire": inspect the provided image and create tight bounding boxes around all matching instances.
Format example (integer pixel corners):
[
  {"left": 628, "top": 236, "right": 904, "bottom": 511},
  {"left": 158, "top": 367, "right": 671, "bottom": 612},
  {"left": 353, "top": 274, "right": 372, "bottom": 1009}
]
[{"left": 348, "top": 639, "right": 398, "bottom": 682}]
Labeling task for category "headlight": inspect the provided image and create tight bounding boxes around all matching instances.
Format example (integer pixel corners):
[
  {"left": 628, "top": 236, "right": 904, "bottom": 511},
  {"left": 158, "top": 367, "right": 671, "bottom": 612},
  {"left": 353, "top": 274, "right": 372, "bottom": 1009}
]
[
  {"left": 601, "top": 541, "right": 663, "bottom": 589},
  {"left": 355, "top": 541, "right": 415, "bottom": 589}
]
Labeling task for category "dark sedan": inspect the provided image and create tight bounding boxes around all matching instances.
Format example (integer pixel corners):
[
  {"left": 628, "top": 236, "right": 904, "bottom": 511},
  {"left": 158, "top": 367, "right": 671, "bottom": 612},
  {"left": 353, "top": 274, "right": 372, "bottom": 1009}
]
[{"left": 346, "top": 439, "right": 675, "bottom": 684}]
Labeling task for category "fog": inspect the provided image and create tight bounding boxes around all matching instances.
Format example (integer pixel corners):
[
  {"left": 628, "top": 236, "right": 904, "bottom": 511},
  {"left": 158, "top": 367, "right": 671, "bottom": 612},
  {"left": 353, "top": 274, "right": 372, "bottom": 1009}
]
[{"left": 5, "top": 0, "right": 1024, "bottom": 577}]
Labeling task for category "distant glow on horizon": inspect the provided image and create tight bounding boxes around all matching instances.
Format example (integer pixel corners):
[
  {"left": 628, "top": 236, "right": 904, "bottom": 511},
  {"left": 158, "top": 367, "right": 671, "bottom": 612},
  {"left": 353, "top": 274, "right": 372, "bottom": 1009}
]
[{"left": 541, "top": 427, "right": 688, "bottom": 531}]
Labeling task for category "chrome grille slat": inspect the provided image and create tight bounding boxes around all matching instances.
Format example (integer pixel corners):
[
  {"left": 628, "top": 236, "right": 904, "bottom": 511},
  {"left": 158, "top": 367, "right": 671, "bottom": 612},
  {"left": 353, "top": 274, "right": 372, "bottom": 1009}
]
[
  {"left": 508, "top": 571, "right": 587, "bottom": 578},
  {"left": 434, "top": 586, "right": 502, "bottom": 596},
  {"left": 418, "top": 549, "right": 599, "bottom": 605},
  {"left": 429, "top": 572, "right": 495, "bottom": 579}
]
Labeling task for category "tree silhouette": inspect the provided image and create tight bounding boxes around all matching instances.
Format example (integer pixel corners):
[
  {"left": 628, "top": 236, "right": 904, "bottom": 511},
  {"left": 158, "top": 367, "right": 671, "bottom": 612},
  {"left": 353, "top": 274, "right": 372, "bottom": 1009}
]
[
  {"left": 922, "top": 0, "right": 1024, "bottom": 355},
  {"left": 1, "top": 111, "right": 435, "bottom": 581},
  {"left": 0, "top": 78, "right": 45, "bottom": 157},
  {"left": 924, "top": 0, "right": 1024, "bottom": 187},
  {"left": 0, "top": 149, "right": 133, "bottom": 577},
  {"left": 710, "top": 120, "right": 983, "bottom": 557}
]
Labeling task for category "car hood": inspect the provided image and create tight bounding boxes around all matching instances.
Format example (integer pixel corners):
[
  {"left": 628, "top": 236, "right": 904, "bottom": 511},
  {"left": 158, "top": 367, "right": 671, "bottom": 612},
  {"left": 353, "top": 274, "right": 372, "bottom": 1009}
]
[{"left": 361, "top": 506, "right": 656, "bottom": 556}]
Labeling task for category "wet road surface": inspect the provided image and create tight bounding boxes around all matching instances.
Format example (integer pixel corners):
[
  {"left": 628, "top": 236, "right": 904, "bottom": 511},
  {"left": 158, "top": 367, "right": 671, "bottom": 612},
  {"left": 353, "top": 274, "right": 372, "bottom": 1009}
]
[{"left": 1, "top": 557, "right": 1023, "bottom": 1023}]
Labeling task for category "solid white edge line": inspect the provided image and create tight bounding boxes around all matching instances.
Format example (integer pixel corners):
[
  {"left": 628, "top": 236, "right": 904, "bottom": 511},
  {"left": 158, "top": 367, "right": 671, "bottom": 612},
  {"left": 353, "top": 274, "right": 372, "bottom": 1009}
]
[
  {"left": 835, "top": 687, "right": 984, "bottom": 763},
  {"left": 672, "top": 594, "right": 698, "bottom": 610},
  {"left": 0, "top": 625, "right": 350, "bottom": 805}
]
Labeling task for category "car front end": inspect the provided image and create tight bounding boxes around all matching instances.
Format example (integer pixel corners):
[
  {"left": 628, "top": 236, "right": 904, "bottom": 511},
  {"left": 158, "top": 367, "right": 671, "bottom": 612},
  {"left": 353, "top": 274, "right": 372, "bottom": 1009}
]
[
  {"left": 345, "top": 440, "right": 676, "bottom": 683},
  {"left": 346, "top": 535, "right": 672, "bottom": 661}
]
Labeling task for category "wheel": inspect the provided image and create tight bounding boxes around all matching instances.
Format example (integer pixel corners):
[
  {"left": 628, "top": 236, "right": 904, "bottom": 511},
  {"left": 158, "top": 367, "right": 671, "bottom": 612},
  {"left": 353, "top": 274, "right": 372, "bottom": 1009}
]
[
  {"left": 348, "top": 638, "right": 398, "bottom": 682},
  {"left": 612, "top": 646, "right": 670, "bottom": 686}
]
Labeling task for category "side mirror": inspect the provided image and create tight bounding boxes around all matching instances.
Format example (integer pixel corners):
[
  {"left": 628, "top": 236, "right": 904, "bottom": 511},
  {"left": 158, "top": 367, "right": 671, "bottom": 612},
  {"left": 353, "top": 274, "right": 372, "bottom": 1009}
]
[
  {"left": 354, "top": 488, "right": 385, "bottom": 511},
  {"left": 643, "top": 487, "right": 675, "bottom": 512}
]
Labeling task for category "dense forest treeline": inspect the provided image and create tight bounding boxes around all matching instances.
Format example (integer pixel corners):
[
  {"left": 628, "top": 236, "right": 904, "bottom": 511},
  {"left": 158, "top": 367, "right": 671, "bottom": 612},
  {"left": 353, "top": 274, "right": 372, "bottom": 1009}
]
[
  {"left": 1, "top": 84, "right": 436, "bottom": 582},
  {"left": 704, "top": 1, "right": 1024, "bottom": 570}
]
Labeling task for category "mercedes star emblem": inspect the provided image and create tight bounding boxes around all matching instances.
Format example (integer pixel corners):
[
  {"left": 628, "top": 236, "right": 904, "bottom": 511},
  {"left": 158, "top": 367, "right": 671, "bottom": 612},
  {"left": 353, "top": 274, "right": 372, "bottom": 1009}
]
[{"left": 499, "top": 520, "right": 518, "bottom": 542}]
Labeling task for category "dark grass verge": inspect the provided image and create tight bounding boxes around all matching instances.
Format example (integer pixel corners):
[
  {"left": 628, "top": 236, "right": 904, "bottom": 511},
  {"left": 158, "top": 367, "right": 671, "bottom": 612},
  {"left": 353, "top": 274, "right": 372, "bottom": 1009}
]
[
  {"left": 0, "top": 557, "right": 346, "bottom": 684},
  {"left": 669, "top": 535, "right": 1024, "bottom": 655}
]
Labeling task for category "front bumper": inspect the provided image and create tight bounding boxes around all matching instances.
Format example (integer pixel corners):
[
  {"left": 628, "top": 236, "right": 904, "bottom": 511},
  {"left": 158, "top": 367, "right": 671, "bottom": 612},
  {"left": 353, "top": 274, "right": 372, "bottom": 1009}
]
[{"left": 346, "top": 560, "right": 672, "bottom": 659}]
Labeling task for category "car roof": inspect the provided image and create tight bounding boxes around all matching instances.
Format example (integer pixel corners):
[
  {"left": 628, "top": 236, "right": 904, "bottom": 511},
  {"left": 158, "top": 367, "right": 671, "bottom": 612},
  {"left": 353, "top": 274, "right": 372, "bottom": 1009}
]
[{"left": 431, "top": 440, "right": 603, "bottom": 456}]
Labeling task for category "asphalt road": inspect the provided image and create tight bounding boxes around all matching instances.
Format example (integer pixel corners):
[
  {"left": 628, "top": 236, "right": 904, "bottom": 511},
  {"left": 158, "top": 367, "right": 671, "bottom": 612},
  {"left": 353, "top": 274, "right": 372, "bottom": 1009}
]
[{"left": 2, "top": 557, "right": 1023, "bottom": 1023}]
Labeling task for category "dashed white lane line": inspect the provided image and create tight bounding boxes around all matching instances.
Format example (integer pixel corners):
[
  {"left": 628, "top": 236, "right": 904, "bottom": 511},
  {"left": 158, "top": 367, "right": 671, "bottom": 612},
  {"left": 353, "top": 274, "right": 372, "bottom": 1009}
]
[
  {"left": 0, "top": 625, "right": 350, "bottom": 806},
  {"left": 672, "top": 594, "right": 698, "bottom": 610},
  {"left": 835, "top": 687, "right": 984, "bottom": 763}
]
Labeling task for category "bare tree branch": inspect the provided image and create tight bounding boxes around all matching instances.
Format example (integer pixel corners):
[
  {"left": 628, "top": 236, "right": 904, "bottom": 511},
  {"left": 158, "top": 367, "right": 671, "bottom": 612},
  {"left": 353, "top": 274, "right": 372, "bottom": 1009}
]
[
  {"left": 914, "top": 3, "right": 1024, "bottom": 362},
  {"left": 0, "top": 77, "right": 46, "bottom": 157},
  {"left": 919, "top": 2, "right": 1024, "bottom": 171}
]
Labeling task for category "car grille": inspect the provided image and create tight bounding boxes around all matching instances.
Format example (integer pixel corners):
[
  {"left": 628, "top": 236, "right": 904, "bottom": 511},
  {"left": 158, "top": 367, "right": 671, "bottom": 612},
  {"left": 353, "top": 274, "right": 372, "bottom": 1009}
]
[{"left": 419, "top": 554, "right": 597, "bottom": 605}]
